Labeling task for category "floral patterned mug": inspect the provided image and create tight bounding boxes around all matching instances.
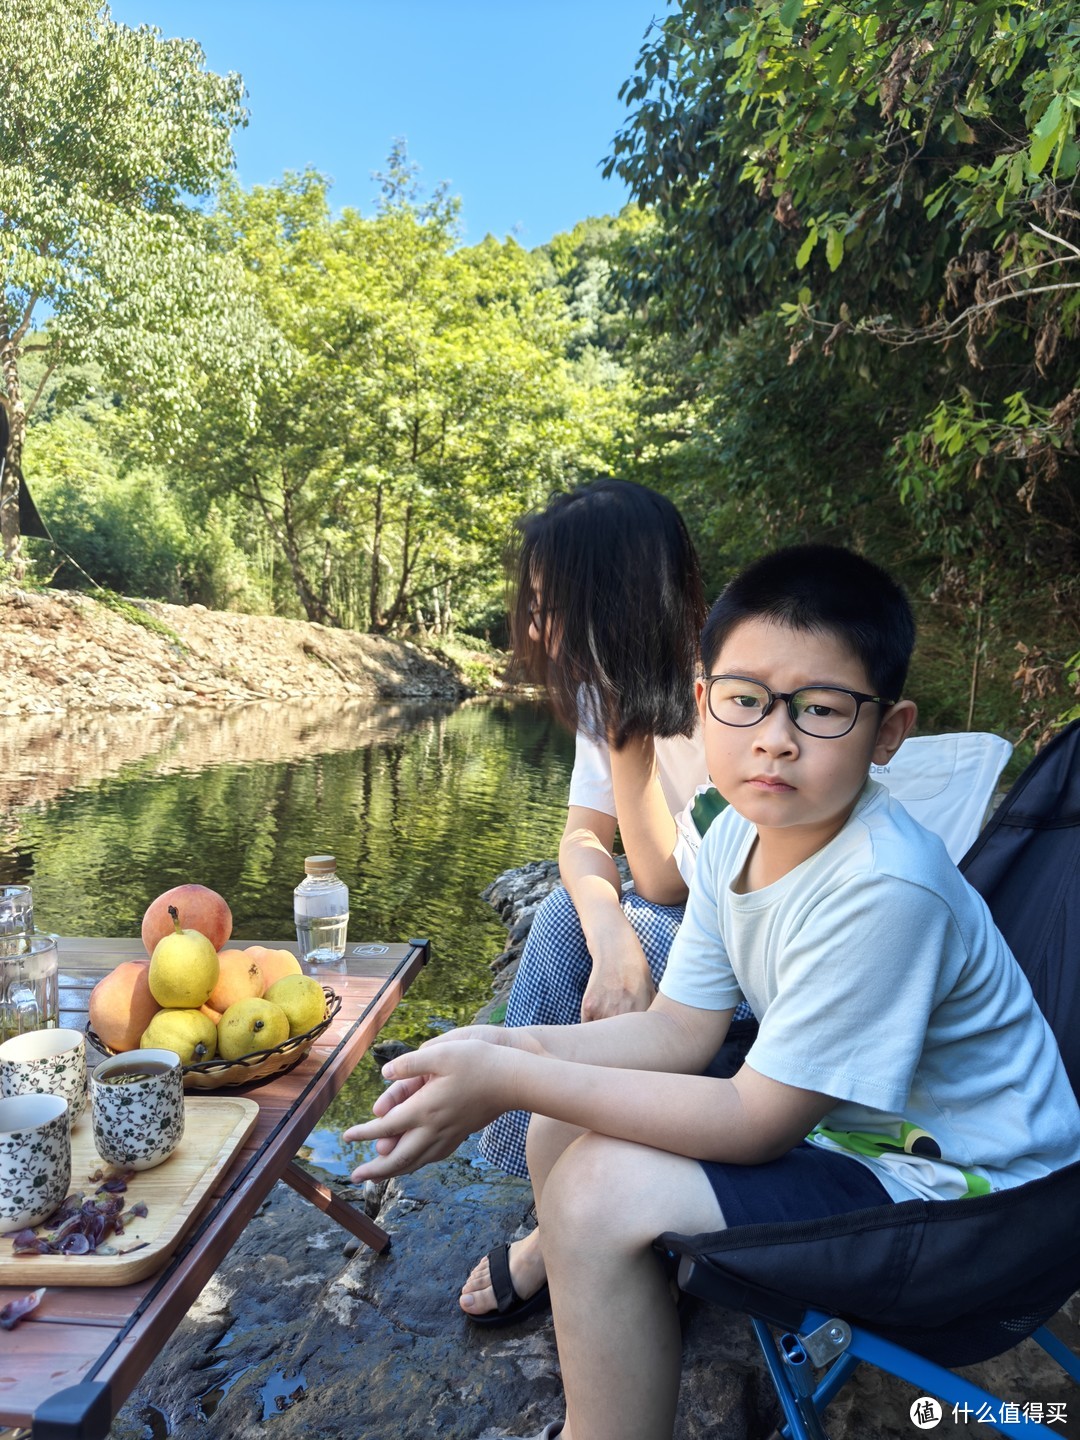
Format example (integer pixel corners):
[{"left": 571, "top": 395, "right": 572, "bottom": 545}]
[
  {"left": 0, "top": 1027, "right": 87, "bottom": 1128},
  {"left": 90, "top": 1048, "right": 185, "bottom": 1171},
  {"left": 0, "top": 1092, "right": 71, "bottom": 1233}
]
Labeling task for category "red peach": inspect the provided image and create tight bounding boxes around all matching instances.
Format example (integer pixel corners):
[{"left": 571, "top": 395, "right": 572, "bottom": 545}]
[
  {"left": 141, "top": 884, "right": 233, "bottom": 956},
  {"left": 88, "top": 959, "right": 160, "bottom": 1053},
  {"left": 243, "top": 945, "right": 302, "bottom": 992}
]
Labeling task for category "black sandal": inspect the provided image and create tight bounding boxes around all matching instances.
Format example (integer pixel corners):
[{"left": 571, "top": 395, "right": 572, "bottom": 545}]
[{"left": 464, "top": 1242, "right": 551, "bottom": 1328}]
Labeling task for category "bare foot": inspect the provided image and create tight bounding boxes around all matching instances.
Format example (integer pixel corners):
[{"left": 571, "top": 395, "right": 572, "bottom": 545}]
[{"left": 459, "top": 1226, "right": 548, "bottom": 1316}]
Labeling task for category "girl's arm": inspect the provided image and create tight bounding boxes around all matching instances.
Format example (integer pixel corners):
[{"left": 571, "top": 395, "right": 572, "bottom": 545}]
[
  {"left": 560, "top": 804, "right": 657, "bottom": 1018},
  {"left": 608, "top": 736, "right": 691, "bottom": 906}
]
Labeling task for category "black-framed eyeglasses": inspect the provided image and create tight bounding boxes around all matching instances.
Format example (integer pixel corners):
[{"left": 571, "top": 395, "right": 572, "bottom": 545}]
[
  {"left": 704, "top": 674, "right": 894, "bottom": 739},
  {"left": 528, "top": 600, "right": 558, "bottom": 629}
]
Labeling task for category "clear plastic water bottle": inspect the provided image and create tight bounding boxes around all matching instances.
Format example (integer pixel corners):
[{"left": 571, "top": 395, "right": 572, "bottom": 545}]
[{"left": 294, "top": 855, "right": 349, "bottom": 965}]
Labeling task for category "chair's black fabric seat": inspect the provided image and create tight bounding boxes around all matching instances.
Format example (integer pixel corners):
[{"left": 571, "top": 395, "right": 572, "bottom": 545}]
[
  {"left": 663, "top": 720, "right": 1080, "bottom": 1370},
  {"left": 960, "top": 719, "right": 1080, "bottom": 1098},
  {"left": 661, "top": 1157, "right": 1080, "bottom": 1366}
]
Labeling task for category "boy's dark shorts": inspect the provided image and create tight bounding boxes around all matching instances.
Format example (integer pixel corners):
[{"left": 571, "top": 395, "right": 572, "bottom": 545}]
[
  {"left": 699, "top": 1141, "right": 892, "bottom": 1229},
  {"left": 698, "top": 1022, "right": 893, "bottom": 1226}
]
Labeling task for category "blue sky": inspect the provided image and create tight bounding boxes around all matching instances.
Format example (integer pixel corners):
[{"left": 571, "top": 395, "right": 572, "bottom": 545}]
[{"left": 108, "top": 1, "right": 665, "bottom": 248}]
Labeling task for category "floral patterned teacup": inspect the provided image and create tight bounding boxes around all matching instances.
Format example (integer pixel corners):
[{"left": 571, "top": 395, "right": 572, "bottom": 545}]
[
  {"left": 90, "top": 1048, "right": 185, "bottom": 1171},
  {"left": 0, "top": 1092, "right": 71, "bottom": 1233},
  {"left": 0, "top": 1027, "right": 87, "bottom": 1128}
]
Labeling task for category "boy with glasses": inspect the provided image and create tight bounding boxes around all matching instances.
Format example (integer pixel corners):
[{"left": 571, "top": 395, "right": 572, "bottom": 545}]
[{"left": 347, "top": 545, "right": 1080, "bottom": 1440}]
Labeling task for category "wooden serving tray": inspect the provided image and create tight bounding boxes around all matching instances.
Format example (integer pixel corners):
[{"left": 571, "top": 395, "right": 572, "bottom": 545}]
[{"left": 0, "top": 1096, "right": 259, "bottom": 1287}]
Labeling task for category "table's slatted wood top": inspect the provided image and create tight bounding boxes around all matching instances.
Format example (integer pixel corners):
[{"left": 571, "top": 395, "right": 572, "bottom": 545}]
[{"left": 0, "top": 936, "right": 427, "bottom": 1440}]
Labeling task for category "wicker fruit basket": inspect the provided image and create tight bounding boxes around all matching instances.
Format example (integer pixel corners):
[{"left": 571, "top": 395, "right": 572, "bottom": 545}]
[{"left": 87, "top": 986, "right": 341, "bottom": 1092}]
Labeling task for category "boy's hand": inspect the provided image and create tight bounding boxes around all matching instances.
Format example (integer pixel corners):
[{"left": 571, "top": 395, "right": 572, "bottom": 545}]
[
  {"left": 345, "top": 1040, "right": 516, "bottom": 1181},
  {"left": 359, "top": 1025, "right": 548, "bottom": 1162}
]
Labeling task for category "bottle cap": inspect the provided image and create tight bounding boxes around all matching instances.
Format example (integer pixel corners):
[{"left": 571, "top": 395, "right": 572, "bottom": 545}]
[{"left": 304, "top": 855, "right": 337, "bottom": 875}]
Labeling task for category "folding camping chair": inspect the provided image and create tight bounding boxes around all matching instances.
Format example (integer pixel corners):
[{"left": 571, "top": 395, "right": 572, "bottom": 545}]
[
  {"left": 870, "top": 731, "right": 1012, "bottom": 864},
  {"left": 661, "top": 719, "right": 1080, "bottom": 1439}
]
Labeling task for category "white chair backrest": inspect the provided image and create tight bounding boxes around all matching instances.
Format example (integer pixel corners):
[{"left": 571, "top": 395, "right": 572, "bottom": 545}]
[{"left": 871, "top": 732, "right": 1013, "bottom": 864}]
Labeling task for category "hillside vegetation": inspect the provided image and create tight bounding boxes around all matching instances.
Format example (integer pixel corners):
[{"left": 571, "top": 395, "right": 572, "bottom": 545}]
[{"left": 3, "top": 1, "right": 1079, "bottom": 749}]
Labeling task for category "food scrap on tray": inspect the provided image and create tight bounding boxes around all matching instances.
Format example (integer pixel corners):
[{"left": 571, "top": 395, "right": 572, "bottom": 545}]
[{"left": 7, "top": 1169, "right": 150, "bottom": 1258}]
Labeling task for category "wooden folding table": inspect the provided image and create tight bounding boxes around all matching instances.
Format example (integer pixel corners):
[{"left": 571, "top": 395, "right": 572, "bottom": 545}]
[{"left": 0, "top": 936, "right": 428, "bottom": 1440}]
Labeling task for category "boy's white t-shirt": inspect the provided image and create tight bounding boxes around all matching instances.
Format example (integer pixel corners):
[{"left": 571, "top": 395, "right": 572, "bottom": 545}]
[
  {"left": 568, "top": 723, "right": 717, "bottom": 883},
  {"left": 659, "top": 781, "right": 1080, "bottom": 1203}
]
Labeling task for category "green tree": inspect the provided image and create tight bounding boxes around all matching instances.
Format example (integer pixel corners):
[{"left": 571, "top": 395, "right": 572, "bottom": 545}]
[
  {"left": 606, "top": 0, "right": 1080, "bottom": 730},
  {"left": 0, "top": 0, "right": 248, "bottom": 570},
  {"left": 188, "top": 159, "right": 629, "bottom": 632}
]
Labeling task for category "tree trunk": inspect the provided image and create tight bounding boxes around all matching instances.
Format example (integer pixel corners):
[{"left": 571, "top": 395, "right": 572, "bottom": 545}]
[
  {"left": 369, "top": 482, "right": 384, "bottom": 631},
  {"left": 441, "top": 578, "right": 453, "bottom": 637},
  {"left": 0, "top": 328, "right": 26, "bottom": 576},
  {"left": 251, "top": 468, "right": 340, "bottom": 626},
  {"left": 381, "top": 499, "right": 421, "bottom": 632},
  {"left": 318, "top": 538, "right": 335, "bottom": 619}
]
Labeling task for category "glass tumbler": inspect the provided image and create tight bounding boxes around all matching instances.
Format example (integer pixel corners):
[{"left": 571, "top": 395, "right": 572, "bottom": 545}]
[
  {"left": 0, "top": 933, "right": 59, "bottom": 1043},
  {"left": 0, "top": 886, "right": 34, "bottom": 959}
]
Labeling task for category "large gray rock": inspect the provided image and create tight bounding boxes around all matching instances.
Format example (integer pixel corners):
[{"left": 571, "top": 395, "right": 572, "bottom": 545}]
[
  {"left": 109, "top": 1142, "right": 1080, "bottom": 1439},
  {"left": 108, "top": 862, "right": 1080, "bottom": 1438},
  {"left": 108, "top": 1142, "right": 563, "bottom": 1440}
]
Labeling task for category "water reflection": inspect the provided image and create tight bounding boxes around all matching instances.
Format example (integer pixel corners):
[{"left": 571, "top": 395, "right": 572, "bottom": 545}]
[{"left": 0, "top": 697, "right": 574, "bottom": 1172}]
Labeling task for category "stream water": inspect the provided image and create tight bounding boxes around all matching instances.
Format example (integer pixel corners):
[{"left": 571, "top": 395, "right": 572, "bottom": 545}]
[{"left": 0, "top": 696, "right": 574, "bottom": 1175}]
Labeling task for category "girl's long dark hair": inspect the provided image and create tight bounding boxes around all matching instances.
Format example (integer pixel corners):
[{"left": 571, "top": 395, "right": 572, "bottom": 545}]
[{"left": 511, "top": 479, "right": 705, "bottom": 747}]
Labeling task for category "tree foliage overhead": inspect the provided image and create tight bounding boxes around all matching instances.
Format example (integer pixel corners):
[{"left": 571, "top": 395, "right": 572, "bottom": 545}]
[
  {"left": 606, "top": 0, "right": 1080, "bottom": 734},
  {"left": 0, "top": 0, "right": 259, "bottom": 565},
  {"left": 609, "top": 2, "right": 1080, "bottom": 341}
]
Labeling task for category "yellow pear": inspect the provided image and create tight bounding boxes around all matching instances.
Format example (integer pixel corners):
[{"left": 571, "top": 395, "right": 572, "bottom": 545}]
[
  {"left": 148, "top": 906, "right": 219, "bottom": 1008},
  {"left": 217, "top": 997, "right": 290, "bottom": 1061},
  {"left": 264, "top": 975, "right": 326, "bottom": 1038},
  {"left": 140, "top": 1008, "right": 218, "bottom": 1064}
]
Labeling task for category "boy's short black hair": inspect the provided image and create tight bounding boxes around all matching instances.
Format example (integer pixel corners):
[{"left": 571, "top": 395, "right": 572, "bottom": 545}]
[
  {"left": 700, "top": 544, "right": 915, "bottom": 700},
  {"left": 512, "top": 479, "right": 705, "bottom": 747}
]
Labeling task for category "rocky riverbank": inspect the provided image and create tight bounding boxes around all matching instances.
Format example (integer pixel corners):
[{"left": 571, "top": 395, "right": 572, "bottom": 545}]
[
  {"left": 104, "top": 864, "right": 1080, "bottom": 1440},
  {"left": 0, "top": 585, "right": 479, "bottom": 716}
]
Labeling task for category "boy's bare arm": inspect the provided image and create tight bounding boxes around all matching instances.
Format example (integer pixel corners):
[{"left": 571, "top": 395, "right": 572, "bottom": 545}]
[
  {"left": 435, "top": 991, "right": 727, "bottom": 1072},
  {"left": 511, "top": 1052, "right": 833, "bottom": 1167},
  {"left": 347, "top": 998, "right": 830, "bottom": 1181}
]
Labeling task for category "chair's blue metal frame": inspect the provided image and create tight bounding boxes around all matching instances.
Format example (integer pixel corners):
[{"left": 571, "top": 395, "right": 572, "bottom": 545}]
[
  {"left": 747, "top": 1305, "right": 1077, "bottom": 1438},
  {"left": 676, "top": 1241, "right": 1080, "bottom": 1438}
]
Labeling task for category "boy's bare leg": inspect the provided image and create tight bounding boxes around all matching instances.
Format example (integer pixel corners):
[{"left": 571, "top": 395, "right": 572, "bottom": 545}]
[
  {"left": 538, "top": 1129, "right": 727, "bottom": 1440},
  {"left": 459, "top": 1114, "right": 587, "bottom": 1317}
]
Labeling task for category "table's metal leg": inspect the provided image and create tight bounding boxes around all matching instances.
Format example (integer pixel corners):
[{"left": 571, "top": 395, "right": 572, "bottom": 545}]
[
  {"left": 32, "top": 1380, "right": 112, "bottom": 1439},
  {"left": 283, "top": 1160, "right": 392, "bottom": 1253}
]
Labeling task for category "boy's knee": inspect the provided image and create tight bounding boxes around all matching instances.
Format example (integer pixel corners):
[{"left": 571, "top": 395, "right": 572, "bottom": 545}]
[{"left": 542, "top": 1133, "right": 638, "bottom": 1251}]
